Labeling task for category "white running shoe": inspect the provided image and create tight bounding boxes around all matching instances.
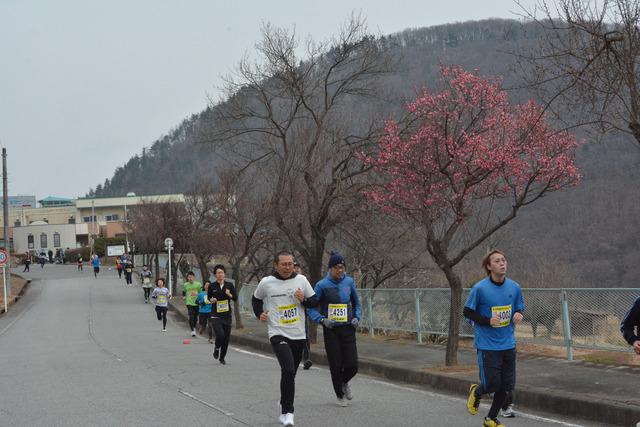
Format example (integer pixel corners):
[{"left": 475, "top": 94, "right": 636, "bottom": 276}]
[
  {"left": 282, "top": 413, "right": 294, "bottom": 426},
  {"left": 501, "top": 404, "right": 515, "bottom": 418},
  {"left": 343, "top": 382, "right": 353, "bottom": 400},
  {"left": 279, "top": 414, "right": 286, "bottom": 425},
  {"left": 191, "top": 330, "right": 196, "bottom": 337},
  {"left": 162, "top": 328, "right": 167, "bottom": 332},
  {"left": 337, "top": 397, "right": 348, "bottom": 407}
]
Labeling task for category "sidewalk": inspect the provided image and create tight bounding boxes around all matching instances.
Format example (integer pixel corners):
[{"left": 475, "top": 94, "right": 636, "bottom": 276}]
[{"left": 167, "top": 298, "right": 640, "bottom": 426}]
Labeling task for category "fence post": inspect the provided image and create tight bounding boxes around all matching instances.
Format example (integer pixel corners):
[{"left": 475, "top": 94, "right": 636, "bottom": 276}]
[
  {"left": 368, "top": 290, "right": 374, "bottom": 338},
  {"left": 415, "top": 289, "right": 422, "bottom": 344},
  {"left": 561, "top": 290, "right": 574, "bottom": 361},
  {"left": 238, "top": 286, "right": 245, "bottom": 312}
]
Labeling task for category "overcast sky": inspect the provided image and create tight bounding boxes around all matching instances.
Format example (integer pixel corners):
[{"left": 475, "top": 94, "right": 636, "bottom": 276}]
[{"left": 1, "top": 0, "right": 535, "bottom": 200}]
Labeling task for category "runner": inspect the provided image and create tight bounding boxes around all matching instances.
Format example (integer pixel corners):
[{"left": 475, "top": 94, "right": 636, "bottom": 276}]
[
  {"left": 252, "top": 251, "right": 317, "bottom": 427},
  {"left": 140, "top": 265, "right": 153, "bottom": 303},
  {"left": 91, "top": 254, "right": 100, "bottom": 278},
  {"left": 152, "top": 278, "right": 171, "bottom": 331},
  {"left": 308, "top": 251, "right": 361, "bottom": 407},
  {"left": 23, "top": 254, "right": 31, "bottom": 272},
  {"left": 621, "top": 296, "right": 640, "bottom": 355},
  {"left": 197, "top": 281, "right": 213, "bottom": 343},
  {"left": 124, "top": 257, "right": 134, "bottom": 286},
  {"left": 464, "top": 250, "right": 524, "bottom": 427},
  {"left": 182, "top": 271, "right": 202, "bottom": 337},
  {"left": 77, "top": 256, "right": 83, "bottom": 272},
  {"left": 207, "top": 265, "right": 237, "bottom": 365},
  {"left": 294, "top": 261, "right": 313, "bottom": 370},
  {"left": 116, "top": 256, "right": 123, "bottom": 279}
]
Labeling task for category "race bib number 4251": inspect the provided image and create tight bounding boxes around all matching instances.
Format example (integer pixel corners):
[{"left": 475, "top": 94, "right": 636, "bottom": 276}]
[
  {"left": 328, "top": 303, "right": 348, "bottom": 322},
  {"left": 491, "top": 305, "right": 512, "bottom": 327},
  {"left": 278, "top": 304, "right": 300, "bottom": 325}
]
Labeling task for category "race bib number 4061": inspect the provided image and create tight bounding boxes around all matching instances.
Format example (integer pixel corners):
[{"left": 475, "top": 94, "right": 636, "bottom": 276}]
[
  {"left": 328, "top": 303, "right": 348, "bottom": 322},
  {"left": 491, "top": 305, "right": 512, "bottom": 328},
  {"left": 278, "top": 304, "right": 300, "bottom": 325}
]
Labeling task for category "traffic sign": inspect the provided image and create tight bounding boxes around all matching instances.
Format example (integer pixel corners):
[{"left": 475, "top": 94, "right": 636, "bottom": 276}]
[
  {"left": 164, "top": 237, "right": 173, "bottom": 248},
  {"left": 0, "top": 249, "right": 7, "bottom": 266}
]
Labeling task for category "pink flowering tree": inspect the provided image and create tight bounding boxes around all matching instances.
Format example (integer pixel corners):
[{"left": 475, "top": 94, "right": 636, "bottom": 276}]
[{"left": 364, "top": 65, "right": 582, "bottom": 366}]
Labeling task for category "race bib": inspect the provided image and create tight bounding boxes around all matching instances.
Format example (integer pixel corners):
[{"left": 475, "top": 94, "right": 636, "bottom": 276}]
[
  {"left": 216, "top": 299, "right": 230, "bottom": 313},
  {"left": 143, "top": 278, "right": 150, "bottom": 284},
  {"left": 126, "top": 268, "right": 132, "bottom": 273},
  {"left": 189, "top": 291, "right": 198, "bottom": 297},
  {"left": 328, "top": 303, "right": 348, "bottom": 322},
  {"left": 492, "top": 305, "right": 512, "bottom": 328},
  {"left": 278, "top": 304, "right": 300, "bottom": 325},
  {"left": 157, "top": 295, "right": 167, "bottom": 305}
]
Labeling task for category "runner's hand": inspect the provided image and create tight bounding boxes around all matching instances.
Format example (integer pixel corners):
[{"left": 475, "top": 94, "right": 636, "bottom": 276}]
[
  {"left": 294, "top": 288, "right": 304, "bottom": 302},
  {"left": 225, "top": 289, "right": 233, "bottom": 298},
  {"left": 513, "top": 312, "right": 523, "bottom": 325},
  {"left": 259, "top": 311, "right": 269, "bottom": 322},
  {"left": 351, "top": 318, "right": 359, "bottom": 328},
  {"left": 321, "top": 318, "right": 335, "bottom": 329},
  {"left": 489, "top": 314, "right": 501, "bottom": 327},
  {"left": 633, "top": 340, "right": 640, "bottom": 355}
]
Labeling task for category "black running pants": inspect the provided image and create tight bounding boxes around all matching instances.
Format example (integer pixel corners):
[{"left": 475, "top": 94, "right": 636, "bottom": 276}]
[
  {"left": 187, "top": 305, "right": 199, "bottom": 330},
  {"left": 155, "top": 306, "right": 168, "bottom": 328},
  {"left": 323, "top": 324, "right": 358, "bottom": 398},
  {"left": 270, "top": 335, "right": 305, "bottom": 414}
]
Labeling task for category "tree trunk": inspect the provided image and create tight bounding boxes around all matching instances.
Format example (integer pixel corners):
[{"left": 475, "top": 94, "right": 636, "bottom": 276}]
[
  {"left": 232, "top": 262, "right": 244, "bottom": 329},
  {"left": 197, "top": 256, "right": 209, "bottom": 283},
  {"left": 442, "top": 265, "right": 463, "bottom": 366},
  {"left": 305, "top": 241, "right": 326, "bottom": 344},
  {"left": 154, "top": 252, "right": 160, "bottom": 281}
]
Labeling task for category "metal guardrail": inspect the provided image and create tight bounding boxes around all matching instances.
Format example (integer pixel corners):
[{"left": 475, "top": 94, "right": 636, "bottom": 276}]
[{"left": 238, "top": 284, "right": 637, "bottom": 359}]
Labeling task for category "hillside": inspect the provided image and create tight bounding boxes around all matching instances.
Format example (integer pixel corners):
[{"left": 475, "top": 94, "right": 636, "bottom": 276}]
[{"left": 90, "top": 19, "right": 640, "bottom": 289}]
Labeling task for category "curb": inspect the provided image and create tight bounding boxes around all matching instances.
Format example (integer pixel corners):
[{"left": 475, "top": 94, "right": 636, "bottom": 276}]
[{"left": 167, "top": 301, "right": 640, "bottom": 426}]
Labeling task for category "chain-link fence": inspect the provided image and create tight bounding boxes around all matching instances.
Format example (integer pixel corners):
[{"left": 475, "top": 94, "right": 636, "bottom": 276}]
[{"left": 239, "top": 284, "right": 638, "bottom": 357}]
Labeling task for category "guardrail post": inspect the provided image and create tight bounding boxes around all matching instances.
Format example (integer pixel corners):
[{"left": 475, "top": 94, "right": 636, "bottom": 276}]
[
  {"left": 561, "top": 290, "right": 574, "bottom": 361},
  {"left": 368, "top": 291, "right": 374, "bottom": 338},
  {"left": 415, "top": 289, "right": 422, "bottom": 344}
]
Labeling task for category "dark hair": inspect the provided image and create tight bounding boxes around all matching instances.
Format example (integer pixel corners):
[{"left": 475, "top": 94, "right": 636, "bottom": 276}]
[
  {"left": 187, "top": 271, "right": 195, "bottom": 277},
  {"left": 274, "top": 251, "right": 293, "bottom": 264},
  {"left": 213, "top": 264, "right": 226, "bottom": 274},
  {"left": 482, "top": 250, "right": 506, "bottom": 275},
  {"left": 156, "top": 277, "right": 165, "bottom": 286}
]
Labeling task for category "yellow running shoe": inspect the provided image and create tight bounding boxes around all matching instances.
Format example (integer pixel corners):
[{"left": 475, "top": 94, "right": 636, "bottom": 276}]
[
  {"left": 467, "top": 383, "right": 480, "bottom": 415},
  {"left": 483, "top": 417, "right": 505, "bottom": 427}
]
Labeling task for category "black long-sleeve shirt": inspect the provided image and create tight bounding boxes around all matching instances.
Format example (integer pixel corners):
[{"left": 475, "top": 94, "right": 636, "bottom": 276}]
[
  {"left": 621, "top": 297, "right": 640, "bottom": 345},
  {"left": 208, "top": 281, "right": 237, "bottom": 318}
]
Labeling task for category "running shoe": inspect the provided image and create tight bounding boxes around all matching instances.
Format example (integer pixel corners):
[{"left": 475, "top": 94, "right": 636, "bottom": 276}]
[
  {"left": 213, "top": 348, "right": 220, "bottom": 359},
  {"left": 282, "top": 413, "right": 294, "bottom": 426},
  {"left": 467, "top": 384, "right": 480, "bottom": 415},
  {"left": 303, "top": 360, "right": 313, "bottom": 370},
  {"left": 501, "top": 404, "right": 515, "bottom": 418},
  {"left": 337, "top": 397, "right": 348, "bottom": 407},
  {"left": 343, "top": 382, "right": 353, "bottom": 400},
  {"left": 279, "top": 414, "right": 286, "bottom": 425},
  {"left": 162, "top": 328, "right": 167, "bottom": 332},
  {"left": 191, "top": 330, "right": 196, "bottom": 337},
  {"left": 482, "top": 417, "right": 505, "bottom": 427},
  {"left": 219, "top": 359, "right": 226, "bottom": 365}
]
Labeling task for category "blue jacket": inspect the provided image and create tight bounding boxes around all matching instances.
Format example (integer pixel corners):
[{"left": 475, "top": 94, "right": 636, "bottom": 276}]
[
  {"left": 621, "top": 297, "right": 640, "bottom": 345},
  {"left": 308, "top": 272, "right": 361, "bottom": 324}
]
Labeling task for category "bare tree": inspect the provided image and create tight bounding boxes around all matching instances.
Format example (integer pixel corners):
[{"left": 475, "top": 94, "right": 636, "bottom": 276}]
[
  {"left": 515, "top": 0, "right": 640, "bottom": 144},
  {"left": 200, "top": 14, "right": 395, "bottom": 292}
]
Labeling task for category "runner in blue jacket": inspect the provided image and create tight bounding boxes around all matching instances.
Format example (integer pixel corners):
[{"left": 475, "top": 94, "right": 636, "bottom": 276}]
[{"left": 308, "top": 251, "right": 361, "bottom": 406}]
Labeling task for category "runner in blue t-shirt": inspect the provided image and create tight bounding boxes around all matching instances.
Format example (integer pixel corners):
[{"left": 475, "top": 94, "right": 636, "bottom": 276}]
[{"left": 463, "top": 250, "right": 524, "bottom": 427}]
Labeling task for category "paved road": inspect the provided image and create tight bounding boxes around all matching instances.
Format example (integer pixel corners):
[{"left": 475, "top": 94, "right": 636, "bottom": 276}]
[{"left": 0, "top": 266, "right": 598, "bottom": 426}]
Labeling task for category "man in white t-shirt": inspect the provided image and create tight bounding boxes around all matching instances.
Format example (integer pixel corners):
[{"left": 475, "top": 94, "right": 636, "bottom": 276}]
[{"left": 253, "top": 251, "right": 317, "bottom": 427}]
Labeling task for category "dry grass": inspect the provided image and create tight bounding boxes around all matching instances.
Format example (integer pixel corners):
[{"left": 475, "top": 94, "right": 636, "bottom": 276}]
[{"left": 0, "top": 274, "right": 28, "bottom": 311}]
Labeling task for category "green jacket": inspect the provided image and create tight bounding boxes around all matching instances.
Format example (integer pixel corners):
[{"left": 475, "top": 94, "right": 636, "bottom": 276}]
[{"left": 183, "top": 281, "right": 202, "bottom": 306}]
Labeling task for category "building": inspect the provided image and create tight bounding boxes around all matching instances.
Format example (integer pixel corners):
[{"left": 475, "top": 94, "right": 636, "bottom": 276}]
[{"left": 9, "top": 193, "right": 185, "bottom": 254}]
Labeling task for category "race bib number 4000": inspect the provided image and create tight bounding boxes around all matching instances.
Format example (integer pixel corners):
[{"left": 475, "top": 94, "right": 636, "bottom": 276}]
[
  {"left": 278, "top": 304, "right": 300, "bottom": 325},
  {"left": 328, "top": 303, "right": 348, "bottom": 322},
  {"left": 491, "top": 305, "right": 512, "bottom": 328},
  {"left": 216, "top": 299, "right": 230, "bottom": 313}
]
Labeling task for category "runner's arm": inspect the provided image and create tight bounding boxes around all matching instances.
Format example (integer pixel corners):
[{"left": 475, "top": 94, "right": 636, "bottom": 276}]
[
  {"left": 463, "top": 307, "right": 491, "bottom": 326},
  {"left": 621, "top": 298, "right": 640, "bottom": 345},
  {"left": 350, "top": 279, "right": 361, "bottom": 320},
  {"left": 252, "top": 296, "right": 264, "bottom": 319}
]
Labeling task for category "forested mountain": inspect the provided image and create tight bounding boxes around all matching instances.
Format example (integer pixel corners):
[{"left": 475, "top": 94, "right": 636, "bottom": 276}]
[{"left": 90, "top": 19, "right": 640, "bottom": 289}]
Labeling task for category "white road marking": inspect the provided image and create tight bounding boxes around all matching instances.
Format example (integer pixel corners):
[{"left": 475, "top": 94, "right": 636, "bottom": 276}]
[{"left": 233, "top": 347, "right": 585, "bottom": 427}]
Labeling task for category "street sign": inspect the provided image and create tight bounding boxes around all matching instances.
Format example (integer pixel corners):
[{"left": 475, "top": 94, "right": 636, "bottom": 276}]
[
  {"left": 0, "top": 249, "right": 7, "bottom": 266},
  {"left": 106, "top": 244, "right": 126, "bottom": 257},
  {"left": 164, "top": 237, "right": 173, "bottom": 248}
]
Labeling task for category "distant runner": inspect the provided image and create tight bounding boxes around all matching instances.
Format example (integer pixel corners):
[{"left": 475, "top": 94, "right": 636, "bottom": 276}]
[
  {"left": 116, "top": 257, "right": 123, "bottom": 279},
  {"left": 197, "top": 281, "right": 213, "bottom": 343},
  {"left": 152, "top": 278, "right": 171, "bottom": 331},
  {"left": 77, "top": 256, "right": 83, "bottom": 272},
  {"left": 91, "top": 254, "right": 100, "bottom": 278},
  {"left": 183, "top": 271, "right": 202, "bottom": 337},
  {"left": 140, "top": 265, "right": 153, "bottom": 303}
]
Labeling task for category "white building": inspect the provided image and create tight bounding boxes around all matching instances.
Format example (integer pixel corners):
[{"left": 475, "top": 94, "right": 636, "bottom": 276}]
[{"left": 13, "top": 222, "right": 77, "bottom": 255}]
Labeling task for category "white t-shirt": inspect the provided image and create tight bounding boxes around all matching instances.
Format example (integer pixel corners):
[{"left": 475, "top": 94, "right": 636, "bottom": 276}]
[{"left": 253, "top": 274, "right": 315, "bottom": 340}]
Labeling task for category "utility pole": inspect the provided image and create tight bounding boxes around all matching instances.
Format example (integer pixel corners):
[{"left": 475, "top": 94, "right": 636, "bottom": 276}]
[{"left": 3, "top": 148, "right": 9, "bottom": 257}]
